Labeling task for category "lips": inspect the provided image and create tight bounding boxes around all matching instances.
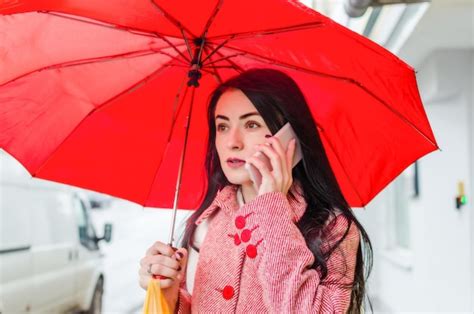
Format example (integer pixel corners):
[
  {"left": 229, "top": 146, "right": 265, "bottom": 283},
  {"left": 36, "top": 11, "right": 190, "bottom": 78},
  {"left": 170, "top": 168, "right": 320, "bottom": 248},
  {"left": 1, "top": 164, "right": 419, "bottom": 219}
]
[
  {"left": 227, "top": 157, "right": 244, "bottom": 163},
  {"left": 227, "top": 158, "right": 245, "bottom": 168}
]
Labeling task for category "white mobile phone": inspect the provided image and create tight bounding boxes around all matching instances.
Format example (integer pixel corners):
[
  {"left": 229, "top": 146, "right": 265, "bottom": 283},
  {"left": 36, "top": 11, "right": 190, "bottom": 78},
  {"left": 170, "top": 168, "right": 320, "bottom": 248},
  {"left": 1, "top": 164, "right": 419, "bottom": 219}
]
[{"left": 244, "top": 122, "right": 302, "bottom": 189}]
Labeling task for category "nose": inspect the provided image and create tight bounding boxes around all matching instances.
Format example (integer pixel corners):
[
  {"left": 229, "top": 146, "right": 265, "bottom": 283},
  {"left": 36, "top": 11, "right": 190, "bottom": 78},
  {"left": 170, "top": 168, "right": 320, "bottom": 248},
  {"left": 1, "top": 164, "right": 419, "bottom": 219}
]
[{"left": 226, "top": 128, "right": 243, "bottom": 150}]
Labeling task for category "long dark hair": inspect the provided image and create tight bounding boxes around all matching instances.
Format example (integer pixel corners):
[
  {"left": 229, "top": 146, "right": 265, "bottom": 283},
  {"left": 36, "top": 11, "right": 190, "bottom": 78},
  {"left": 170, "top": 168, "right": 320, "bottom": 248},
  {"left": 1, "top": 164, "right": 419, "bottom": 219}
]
[{"left": 179, "top": 68, "right": 373, "bottom": 313}]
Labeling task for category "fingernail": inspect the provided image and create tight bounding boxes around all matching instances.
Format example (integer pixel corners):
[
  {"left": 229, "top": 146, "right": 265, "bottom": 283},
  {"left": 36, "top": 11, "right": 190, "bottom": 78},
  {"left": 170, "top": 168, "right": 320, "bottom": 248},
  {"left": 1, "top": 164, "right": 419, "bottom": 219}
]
[{"left": 175, "top": 252, "right": 184, "bottom": 260}]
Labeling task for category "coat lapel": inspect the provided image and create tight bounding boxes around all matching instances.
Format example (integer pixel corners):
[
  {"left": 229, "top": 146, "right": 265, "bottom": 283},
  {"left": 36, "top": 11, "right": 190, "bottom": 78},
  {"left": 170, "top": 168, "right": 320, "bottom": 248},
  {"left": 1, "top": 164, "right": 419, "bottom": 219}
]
[{"left": 195, "top": 180, "right": 307, "bottom": 226}]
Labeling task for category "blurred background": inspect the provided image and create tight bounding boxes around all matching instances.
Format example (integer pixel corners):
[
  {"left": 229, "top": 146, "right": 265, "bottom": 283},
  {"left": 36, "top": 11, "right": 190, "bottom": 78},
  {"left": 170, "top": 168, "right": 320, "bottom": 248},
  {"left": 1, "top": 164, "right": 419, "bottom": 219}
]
[{"left": 1, "top": 0, "right": 473, "bottom": 313}]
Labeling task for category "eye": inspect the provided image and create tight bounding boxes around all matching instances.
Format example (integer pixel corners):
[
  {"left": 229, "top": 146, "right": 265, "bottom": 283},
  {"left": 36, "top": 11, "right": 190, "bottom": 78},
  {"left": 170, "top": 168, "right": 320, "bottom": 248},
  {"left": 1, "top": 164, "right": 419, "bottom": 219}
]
[
  {"left": 216, "top": 124, "right": 228, "bottom": 132},
  {"left": 246, "top": 121, "right": 261, "bottom": 129}
]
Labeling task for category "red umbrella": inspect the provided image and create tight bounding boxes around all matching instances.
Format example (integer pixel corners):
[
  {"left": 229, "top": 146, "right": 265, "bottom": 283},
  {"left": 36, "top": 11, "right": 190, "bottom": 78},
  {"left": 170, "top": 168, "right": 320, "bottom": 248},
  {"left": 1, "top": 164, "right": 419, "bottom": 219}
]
[{"left": 0, "top": 1, "right": 438, "bottom": 242}]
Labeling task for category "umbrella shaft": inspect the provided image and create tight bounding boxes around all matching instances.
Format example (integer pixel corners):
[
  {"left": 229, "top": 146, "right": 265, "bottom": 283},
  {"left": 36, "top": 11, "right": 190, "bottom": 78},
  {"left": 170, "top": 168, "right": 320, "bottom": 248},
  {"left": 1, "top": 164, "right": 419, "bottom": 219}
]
[{"left": 168, "top": 87, "right": 196, "bottom": 246}]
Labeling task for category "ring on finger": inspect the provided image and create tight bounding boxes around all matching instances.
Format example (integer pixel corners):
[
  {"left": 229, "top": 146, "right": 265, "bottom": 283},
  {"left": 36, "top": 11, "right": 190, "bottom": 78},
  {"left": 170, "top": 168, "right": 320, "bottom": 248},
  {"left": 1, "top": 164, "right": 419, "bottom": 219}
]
[{"left": 147, "top": 263, "right": 152, "bottom": 275}]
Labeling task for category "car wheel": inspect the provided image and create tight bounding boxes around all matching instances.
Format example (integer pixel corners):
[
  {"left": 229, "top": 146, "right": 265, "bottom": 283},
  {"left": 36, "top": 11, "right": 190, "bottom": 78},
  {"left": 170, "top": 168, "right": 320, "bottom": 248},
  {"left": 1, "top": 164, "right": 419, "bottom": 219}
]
[{"left": 84, "top": 279, "right": 103, "bottom": 314}]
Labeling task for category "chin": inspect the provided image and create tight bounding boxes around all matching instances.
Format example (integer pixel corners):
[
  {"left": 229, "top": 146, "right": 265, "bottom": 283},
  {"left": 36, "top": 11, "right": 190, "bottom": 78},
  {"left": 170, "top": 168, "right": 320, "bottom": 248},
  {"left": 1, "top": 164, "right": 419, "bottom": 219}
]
[{"left": 223, "top": 168, "right": 251, "bottom": 185}]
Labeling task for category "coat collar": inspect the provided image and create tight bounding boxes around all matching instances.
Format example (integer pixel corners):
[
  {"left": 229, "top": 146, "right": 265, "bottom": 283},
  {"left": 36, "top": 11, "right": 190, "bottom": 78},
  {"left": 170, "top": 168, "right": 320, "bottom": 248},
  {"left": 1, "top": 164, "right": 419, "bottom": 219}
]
[{"left": 195, "top": 180, "right": 307, "bottom": 225}]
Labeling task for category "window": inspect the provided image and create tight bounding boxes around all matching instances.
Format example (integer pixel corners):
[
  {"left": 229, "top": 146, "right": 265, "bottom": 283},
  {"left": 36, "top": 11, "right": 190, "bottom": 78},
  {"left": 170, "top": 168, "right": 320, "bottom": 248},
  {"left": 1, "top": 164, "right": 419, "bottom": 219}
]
[
  {"left": 387, "top": 163, "right": 417, "bottom": 250},
  {"left": 382, "top": 162, "right": 417, "bottom": 270},
  {"left": 72, "top": 196, "right": 99, "bottom": 251}
]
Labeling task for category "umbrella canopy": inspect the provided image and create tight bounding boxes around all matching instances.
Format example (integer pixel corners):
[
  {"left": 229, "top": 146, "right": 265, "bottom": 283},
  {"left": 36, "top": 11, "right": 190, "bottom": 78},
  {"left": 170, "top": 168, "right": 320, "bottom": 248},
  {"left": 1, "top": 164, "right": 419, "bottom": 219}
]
[{"left": 0, "top": 0, "right": 439, "bottom": 211}]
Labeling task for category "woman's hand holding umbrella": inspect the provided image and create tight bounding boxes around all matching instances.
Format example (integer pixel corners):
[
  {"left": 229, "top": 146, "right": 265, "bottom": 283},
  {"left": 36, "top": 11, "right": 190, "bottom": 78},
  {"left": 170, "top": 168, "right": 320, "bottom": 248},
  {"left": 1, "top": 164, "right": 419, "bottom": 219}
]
[{"left": 139, "top": 242, "right": 188, "bottom": 312}]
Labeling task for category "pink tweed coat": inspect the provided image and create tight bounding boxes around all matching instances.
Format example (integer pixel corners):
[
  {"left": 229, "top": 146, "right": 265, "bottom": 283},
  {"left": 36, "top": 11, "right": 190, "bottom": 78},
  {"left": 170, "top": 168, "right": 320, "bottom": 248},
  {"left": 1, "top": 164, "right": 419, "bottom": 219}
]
[{"left": 176, "top": 181, "right": 360, "bottom": 313}]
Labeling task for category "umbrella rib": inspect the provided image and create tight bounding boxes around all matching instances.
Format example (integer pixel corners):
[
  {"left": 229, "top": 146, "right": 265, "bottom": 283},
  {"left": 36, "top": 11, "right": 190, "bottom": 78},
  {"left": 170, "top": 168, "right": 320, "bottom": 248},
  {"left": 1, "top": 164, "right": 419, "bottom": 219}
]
[
  {"left": 157, "top": 51, "right": 189, "bottom": 66},
  {"left": 41, "top": 11, "right": 180, "bottom": 39},
  {"left": 204, "top": 65, "right": 235, "bottom": 69},
  {"left": 165, "top": 69, "right": 222, "bottom": 147},
  {"left": 211, "top": 49, "right": 245, "bottom": 73},
  {"left": 207, "top": 21, "right": 325, "bottom": 42},
  {"left": 200, "top": 0, "right": 224, "bottom": 39},
  {"left": 180, "top": 28, "right": 194, "bottom": 61},
  {"left": 164, "top": 71, "right": 219, "bottom": 143},
  {"left": 203, "top": 52, "right": 246, "bottom": 66},
  {"left": 200, "top": 68, "right": 219, "bottom": 75},
  {"left": 149, "top": 0, "right": 198, "bottom": 38},
  {"left": 31, "top": 58, "right": 178, "bottom": 177},
  {"left": 0, "top": 47, "right": 188, "bottom": 87},
  {"left": 202, "top": 45, "right": 224, "bottom": 85},
  {"left": 201, "top": 36, "right": 234, "bottom": 65},
  {"left": 153, "top": 32, "right": 192, "bottom": 64},
  {"left": 42, "top": 13, "right": 192, "bottom": 66},
  {"left": 54, "top": 49, "right": 188, "bottom": 69},
  {"left": 332, "top": 20, "right": 410, "bottom": 69},
  {"left": 217, "top": 45, "right": 439, "bottom": 148},
  {"left": 318, "top": 130, "right": 366, "bottom": 207},
  {"left": 143, "top": 75, "right": 191, "bottom": 207}
]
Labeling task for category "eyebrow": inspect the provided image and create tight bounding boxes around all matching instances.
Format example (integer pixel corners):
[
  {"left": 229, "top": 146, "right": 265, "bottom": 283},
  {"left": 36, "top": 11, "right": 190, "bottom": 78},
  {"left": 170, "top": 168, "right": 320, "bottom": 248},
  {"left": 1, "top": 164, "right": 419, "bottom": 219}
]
[{"left": 215, "top": 112, "right": 261, "bottom": 121}]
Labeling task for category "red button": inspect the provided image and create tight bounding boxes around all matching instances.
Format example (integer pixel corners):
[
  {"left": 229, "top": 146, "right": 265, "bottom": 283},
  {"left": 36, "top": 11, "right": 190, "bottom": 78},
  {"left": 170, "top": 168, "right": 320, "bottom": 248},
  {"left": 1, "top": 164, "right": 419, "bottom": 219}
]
[
  {"left": 235, "top": 216, "right": 246, "bottom": 229},
  {"left": 222, "top": 285, "right": 234, "bottom": 300},
  {"left": 241, "top": 229, "right": 251, "bottom": 243},
  {"left": 233, "top": 234, "right": 241, "bottom": 245},
  {"left": 246, "top": 244, "right": 257, "bottom": 258}
]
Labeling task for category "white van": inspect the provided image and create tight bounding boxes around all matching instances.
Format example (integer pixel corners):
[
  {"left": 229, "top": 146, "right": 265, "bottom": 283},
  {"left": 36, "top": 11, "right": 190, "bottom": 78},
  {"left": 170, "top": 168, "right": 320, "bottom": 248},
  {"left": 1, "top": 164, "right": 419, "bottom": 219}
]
[{"left": 0, "top": 150, "right": 113, "bottom": 314}]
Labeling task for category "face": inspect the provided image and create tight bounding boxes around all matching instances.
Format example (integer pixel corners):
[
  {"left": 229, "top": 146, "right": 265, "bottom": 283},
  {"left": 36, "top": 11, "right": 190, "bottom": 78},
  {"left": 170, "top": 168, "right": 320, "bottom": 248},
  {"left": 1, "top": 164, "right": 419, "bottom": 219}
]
[{"left": 214, "top": 88, "right": 272, "bottom": 185}]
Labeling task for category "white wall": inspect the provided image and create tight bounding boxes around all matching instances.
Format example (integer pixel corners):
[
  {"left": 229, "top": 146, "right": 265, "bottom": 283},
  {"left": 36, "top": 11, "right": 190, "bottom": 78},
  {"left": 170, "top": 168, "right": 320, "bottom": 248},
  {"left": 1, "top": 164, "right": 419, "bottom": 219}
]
[
  {"left": 365, "top": 49, "right": 473, "bottom": 312},
  {"left": 353, "top": 190, "right": 392, "bottom": 312},
  {"left": 470, "top": 50, "right": 474, "bottom": 312}
]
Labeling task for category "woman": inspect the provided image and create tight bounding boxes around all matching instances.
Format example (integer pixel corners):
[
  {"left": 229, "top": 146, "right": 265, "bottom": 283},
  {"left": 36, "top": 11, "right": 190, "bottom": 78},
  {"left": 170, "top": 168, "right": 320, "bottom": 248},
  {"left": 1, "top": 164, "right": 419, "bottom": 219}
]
[{"left": 139, "top": 68, "right": 373, "bottom": 313}]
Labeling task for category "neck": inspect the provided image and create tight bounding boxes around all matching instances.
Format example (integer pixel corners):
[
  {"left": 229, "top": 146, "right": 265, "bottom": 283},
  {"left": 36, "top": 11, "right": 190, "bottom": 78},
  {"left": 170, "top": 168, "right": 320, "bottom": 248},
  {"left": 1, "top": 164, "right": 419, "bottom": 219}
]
[{"left": 240, "top": 182, "right": 258, "bottom": 204}]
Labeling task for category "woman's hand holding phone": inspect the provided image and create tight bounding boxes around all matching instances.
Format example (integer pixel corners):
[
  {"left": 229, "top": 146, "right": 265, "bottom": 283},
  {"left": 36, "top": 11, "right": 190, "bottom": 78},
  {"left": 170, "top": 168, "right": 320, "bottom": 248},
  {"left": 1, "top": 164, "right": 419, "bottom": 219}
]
[{"left": 245, "top": 122, "right": 302, "bottom": 197}]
